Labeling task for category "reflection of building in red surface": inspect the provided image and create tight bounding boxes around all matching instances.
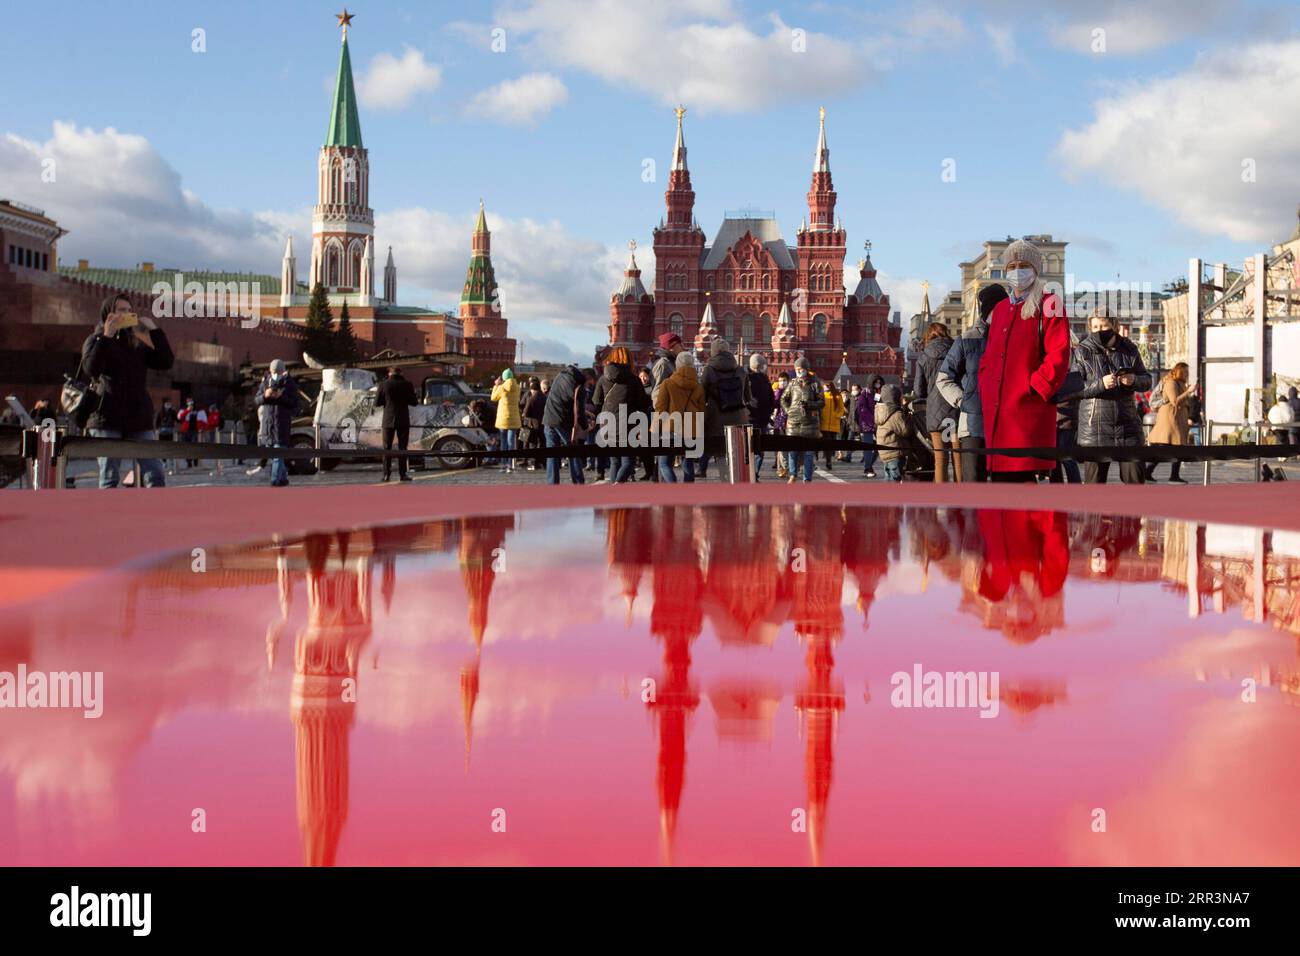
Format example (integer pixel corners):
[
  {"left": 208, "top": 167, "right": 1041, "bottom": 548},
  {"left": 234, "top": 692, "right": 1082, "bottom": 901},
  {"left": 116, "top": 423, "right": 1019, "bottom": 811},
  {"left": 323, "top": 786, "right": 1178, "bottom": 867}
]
[
  {"left": 843, "top": 506, "right": 901, "bottom": 627},
  {"left": 455, "top": 515, "right": 515, "bottom": 769},
  {"left": 700, "top": 506, "right": 790, "bottom": 645},
  {"left": 638, "top": 506, "right": 704, "bottom": 865},
  {"left": 789, "top": 506, "right": 845, "bottom": 866},
  {"left": 291, "top": 532, "right": 373, "bottom": 867}
]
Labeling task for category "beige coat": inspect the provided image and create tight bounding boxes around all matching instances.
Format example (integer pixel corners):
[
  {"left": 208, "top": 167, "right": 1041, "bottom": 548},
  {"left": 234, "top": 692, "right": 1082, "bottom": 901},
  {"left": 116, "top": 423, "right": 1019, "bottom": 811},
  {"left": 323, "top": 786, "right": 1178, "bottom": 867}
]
[{"left": 1148, "top": 375, "right": 1190, "bottom": 445}]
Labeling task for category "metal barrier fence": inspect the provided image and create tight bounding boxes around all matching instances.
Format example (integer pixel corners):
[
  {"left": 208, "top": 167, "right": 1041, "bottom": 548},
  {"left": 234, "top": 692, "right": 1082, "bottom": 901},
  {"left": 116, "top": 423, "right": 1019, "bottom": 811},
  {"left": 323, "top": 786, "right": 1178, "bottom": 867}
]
[{"left": 3, "top": 424, "right": 1298, "bottom": 489}]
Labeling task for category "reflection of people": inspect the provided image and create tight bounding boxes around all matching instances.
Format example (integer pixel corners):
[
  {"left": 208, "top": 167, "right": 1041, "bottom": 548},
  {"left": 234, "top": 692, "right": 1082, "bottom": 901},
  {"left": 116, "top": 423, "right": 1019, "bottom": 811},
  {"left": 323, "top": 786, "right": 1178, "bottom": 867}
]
[
  {"left": 976, "top": 509, "right": 1069, "bottom": 642},
  {"left": 375, "top": 366, "right": 417, "bottom": 482},
  {"left": 978, "top": 239, "right": 1070, "bottom": 482}
]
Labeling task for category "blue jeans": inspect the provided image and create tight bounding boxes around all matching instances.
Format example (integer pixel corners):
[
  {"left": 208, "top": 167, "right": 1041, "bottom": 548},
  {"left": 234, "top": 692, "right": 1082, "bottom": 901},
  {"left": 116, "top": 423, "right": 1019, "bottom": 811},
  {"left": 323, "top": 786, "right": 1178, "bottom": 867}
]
[
  {"left": 545, "top": 426, "right": 583, "bottom": 484},
  {"left": 612, "top": 455, "right": 636, "bottom": 482},
  {"left": 786, "top": 450, "right": 815, "bottom": 482},
  {"left": 499, "top": 428, "right": 517, "bottom": 467},
  {"left": 753, "top": 425, "right": 767, "bottom": 477},
  {"left": 884, "top": 459, "right": 903, "bottom": 482},
  {"left": 270, "top": 443, "right": 288, "bottom": 485},
  {"left": 90, "top": 429, "right": 166, "bottom": 488},
  {"left": 657, "top": 454, "right": 695, "bottom": 482}
]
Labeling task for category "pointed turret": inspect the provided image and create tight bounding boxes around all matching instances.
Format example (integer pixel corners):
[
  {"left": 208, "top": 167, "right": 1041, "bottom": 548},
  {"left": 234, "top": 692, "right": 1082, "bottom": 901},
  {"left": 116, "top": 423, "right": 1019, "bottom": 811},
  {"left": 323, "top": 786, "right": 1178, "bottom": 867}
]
[
  {"left": 772, "top": 299, "right": 796, "bottom": 348},
  {"left": 805, "top": 106, "right": 838, "bottom": 234},
  {"left": 672, "top": 104, "right": 688, "bottom": 172},
  {"left": 611, "top": 243, "right": 649, "bottom": 301},
  {"left": 694, "top": 296, "right": 719, "bottom": 355},
  {"left": 661, "top": 106, "right": 696, "bottom": 231},
  {"left": 326, "top": 30, "right": 363, "bottom": 148},
  {"left": 813, "top": 105, "right": 829, "bottom": 173},
  {"left": 311, "top": 13, "right": 373, "bottom": 294},
  {"left": 280, "top": 234, "right": 296, "bottom": 307},
  {"left": 382, "top": 245, "right": 396, "bottom": 303},
  {"left": 461, "top": 200, "right": 498, "bottom": 308}
]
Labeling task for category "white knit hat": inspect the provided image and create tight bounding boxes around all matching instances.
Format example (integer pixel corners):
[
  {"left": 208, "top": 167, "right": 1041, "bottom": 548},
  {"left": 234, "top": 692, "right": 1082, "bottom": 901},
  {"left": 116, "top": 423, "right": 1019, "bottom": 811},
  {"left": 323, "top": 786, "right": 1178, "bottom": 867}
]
[{"left": 1003, "top": 238, "right": 1043, "bottom": 275}]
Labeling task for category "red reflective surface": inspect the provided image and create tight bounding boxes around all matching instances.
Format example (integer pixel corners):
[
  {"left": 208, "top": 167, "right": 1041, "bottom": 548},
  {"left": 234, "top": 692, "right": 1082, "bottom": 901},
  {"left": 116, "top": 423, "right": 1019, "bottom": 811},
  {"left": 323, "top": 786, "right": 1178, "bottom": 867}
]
[{"left": 0, "top": 505, "right": 1298, "bottom": 867}]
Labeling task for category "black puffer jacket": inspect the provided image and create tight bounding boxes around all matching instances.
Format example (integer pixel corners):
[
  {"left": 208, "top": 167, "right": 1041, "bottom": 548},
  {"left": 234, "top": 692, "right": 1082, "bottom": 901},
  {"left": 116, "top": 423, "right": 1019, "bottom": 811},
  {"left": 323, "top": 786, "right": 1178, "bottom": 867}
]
[
  {"left": 81, "top": 324, "right": 175, "bottom": 433},
  {"left": 592, "top": 363, "right": 649, "bottom": 418},
  {"left": 914, "top": 336, "right": 956, "bottom": 434},
  {"left": 542, "top": 365, "right": 583, "bottom": 430},
  {"left": 1072, "top": 333, "right": 1152, "bottom": 447}
]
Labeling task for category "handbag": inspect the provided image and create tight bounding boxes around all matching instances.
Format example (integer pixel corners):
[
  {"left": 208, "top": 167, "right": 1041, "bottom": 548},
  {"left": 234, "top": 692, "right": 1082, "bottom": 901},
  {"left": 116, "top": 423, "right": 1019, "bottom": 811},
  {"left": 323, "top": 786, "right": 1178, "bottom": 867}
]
[{"left": 61, "top": 355, "right": 100, "bottom": 429}]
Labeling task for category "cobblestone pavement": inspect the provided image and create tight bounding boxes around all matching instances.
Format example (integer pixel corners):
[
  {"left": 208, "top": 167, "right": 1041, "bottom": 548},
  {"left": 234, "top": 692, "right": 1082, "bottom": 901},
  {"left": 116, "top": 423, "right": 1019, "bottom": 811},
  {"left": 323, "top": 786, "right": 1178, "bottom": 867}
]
[{"left": 38, "top": 449, "right": 1284, "bottom": 489}]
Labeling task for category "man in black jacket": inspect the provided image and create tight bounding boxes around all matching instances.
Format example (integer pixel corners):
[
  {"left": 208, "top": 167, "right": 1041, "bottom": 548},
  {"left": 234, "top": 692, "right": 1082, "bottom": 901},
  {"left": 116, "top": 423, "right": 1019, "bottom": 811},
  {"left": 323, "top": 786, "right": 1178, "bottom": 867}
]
[
  {"left": 541, "top": 364, "right": 585, "bottom": 485},
  {"left": 1072, "top": 313, "right": 1151, "bottom": 484},
  {"left": 82, "top": 294, "right": 175, "bottom": 488},
  {"left": 746, "top": 353, "right": 774, "bottom": 478},
  {"left": 374, "top": 367, "right": 418, "bottom": 482}
]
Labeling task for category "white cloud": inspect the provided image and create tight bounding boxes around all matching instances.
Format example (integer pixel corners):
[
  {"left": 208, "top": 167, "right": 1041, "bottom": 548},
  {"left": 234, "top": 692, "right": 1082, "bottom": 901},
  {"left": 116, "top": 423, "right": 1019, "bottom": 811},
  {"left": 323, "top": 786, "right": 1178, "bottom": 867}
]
[
  {"left": 467, "top": 73, "right": 569, "bottom": 125},
  {"left": 0, "top": 123, "right": 623, "bottom": 360},
  {"left": 376, "top": 205, "right": 626, "bottom": 345},
  {"left": 491, "top": 0, "right": 957, "bottom": 112},
  {"left": 1056, "top": 39, "right": 1300, "bottom": 243},
  {"left": 969, "top": 0, "right": 1234, "bottom": 54},
  {"left": 357, "top": 47, "right": 442, "bottom": 110},
  {"left": 983, "top": 23, "right": 1016, "bottom": 67},
  {"left": 0, "top": 122, "right": 294, "bottom": 271}
]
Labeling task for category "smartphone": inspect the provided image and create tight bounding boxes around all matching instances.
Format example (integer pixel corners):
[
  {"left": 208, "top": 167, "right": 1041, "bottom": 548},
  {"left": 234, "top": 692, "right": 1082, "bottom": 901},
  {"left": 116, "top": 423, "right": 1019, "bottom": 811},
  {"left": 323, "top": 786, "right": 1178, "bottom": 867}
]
[{"left": 115, "top": 313, "right": 139, "bottom": 329}]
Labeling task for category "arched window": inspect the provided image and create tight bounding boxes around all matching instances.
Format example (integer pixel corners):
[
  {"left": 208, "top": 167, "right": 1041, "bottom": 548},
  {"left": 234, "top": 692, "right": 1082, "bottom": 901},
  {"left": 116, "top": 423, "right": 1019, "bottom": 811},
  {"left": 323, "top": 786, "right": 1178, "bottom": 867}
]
[
  {"left": 760, "top": 313, "right": 773, "bottom": 341},
  {"left": 762, "top": 274, "right": 771, "bottom": 290},
  {"left": 707, "top": 274, "right": 716, "bottom": 291},
  {"left": 741, "top": 313, "right": 755, "bottom": 342},
  {"left": 670, "top": 313, "right": 684, "bottom": 336},
  {"left": 349, "top": 243, "right": 362, "bottom": 287},
  {"left": 723, "top": 313, "right": 736, "bottom": 341},
  {"left": 327, "top": 246, "right": 340, "bottom": 287},
  {"left": 725, "top": 273, "right": 734, "bottom": 290},
  {"left": 813, "top": 313, "right": 828, "bottom": 342}
]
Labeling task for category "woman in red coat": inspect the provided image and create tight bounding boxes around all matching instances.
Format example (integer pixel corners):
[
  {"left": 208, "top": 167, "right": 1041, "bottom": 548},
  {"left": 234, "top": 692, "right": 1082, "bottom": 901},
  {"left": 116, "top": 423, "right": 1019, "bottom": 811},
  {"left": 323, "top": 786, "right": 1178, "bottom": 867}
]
[{"left": 978, "top": 238, "right": 1071, "bottom": 480}]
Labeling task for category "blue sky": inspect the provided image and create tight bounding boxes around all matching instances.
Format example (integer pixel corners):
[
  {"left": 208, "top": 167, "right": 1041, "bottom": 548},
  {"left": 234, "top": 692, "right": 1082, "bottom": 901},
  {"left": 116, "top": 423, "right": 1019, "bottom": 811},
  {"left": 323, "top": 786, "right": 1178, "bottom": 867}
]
[{"left": 2, "top": 0, "right": 1297, "bottom": 363}]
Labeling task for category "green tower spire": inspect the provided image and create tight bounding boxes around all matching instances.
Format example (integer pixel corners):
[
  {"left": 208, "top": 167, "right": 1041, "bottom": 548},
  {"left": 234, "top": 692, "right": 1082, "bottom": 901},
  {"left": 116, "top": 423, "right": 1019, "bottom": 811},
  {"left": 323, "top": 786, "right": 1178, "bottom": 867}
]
[
  {"left": 461, "top": 199, "right": 497, "bottom": 306},
  {"left": 325, "top": 30, "right": 363, "bottom": 148}
]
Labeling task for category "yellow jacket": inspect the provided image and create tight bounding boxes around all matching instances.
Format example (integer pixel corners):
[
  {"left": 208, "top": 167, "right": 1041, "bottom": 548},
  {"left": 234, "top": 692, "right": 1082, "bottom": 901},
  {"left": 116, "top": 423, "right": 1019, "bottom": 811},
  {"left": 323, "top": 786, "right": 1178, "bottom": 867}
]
[
  {"left": 491, "top": 377, "right": 521, "bottom": 429},
  {"left": 820, "top": 390, "right": 845, "bottom": 433}
]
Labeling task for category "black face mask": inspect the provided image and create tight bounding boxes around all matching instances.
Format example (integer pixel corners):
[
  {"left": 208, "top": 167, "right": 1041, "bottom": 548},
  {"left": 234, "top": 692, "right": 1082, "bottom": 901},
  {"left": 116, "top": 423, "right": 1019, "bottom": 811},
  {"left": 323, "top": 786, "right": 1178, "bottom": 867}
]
[{"left": 1095, "top": 329, "right": 1117, "bottom": 347}]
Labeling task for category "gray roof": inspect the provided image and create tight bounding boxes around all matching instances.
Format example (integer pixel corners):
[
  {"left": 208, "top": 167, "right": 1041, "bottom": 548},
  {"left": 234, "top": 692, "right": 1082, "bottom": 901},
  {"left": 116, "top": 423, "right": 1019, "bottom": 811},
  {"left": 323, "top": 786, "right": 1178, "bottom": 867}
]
[
  {"left": 701, "top": 217, "right": 796, "bottom": 271},
  {"left": 847, "top": 255, "right": 885, "bottom": 304}
]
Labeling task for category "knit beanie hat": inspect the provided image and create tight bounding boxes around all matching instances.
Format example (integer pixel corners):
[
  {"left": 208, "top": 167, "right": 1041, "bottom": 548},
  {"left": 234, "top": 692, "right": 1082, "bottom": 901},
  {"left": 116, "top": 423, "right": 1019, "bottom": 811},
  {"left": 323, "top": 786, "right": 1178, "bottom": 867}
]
[
  {"left": 977, "top": 283, "right": 1009, "bottom": 319},
  {"left": 1003, "top": 238, "right": 1043, "bottom": 275},
  {"left": 794, "top": 356, "right": 810, "bottom": 371},
  {"left": 675, "top": 351, "right": 696, "bottom": 369},
  {"left": 658, "top": 332, "right": 683, "bottom": 350},
  {"left": 710, "top": 338, "right": 731, "bottom": 356},
  {"left": 749, "top": 353, "right": 767, "bottom": 372},
  {"left": 502, "top": 368, "right": 514, "bottom": 380}
]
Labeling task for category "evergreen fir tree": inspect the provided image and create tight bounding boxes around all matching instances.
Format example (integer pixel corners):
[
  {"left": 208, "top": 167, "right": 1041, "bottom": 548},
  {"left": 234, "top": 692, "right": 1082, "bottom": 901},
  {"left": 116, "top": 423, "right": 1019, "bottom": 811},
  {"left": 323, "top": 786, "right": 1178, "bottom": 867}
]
[
  {"left": 303, "top": 282, "right": 335, "bottom": 364},
  {"left": 335, "top": 301, "right": 361, "bottom": 363}
]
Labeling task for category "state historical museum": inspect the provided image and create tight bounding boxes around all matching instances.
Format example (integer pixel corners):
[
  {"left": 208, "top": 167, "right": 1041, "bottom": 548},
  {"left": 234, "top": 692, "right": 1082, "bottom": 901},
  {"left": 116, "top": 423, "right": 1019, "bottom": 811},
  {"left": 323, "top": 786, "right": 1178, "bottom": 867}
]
[{"left": 608, "top": 107, "right": 903, "bottom": 382}]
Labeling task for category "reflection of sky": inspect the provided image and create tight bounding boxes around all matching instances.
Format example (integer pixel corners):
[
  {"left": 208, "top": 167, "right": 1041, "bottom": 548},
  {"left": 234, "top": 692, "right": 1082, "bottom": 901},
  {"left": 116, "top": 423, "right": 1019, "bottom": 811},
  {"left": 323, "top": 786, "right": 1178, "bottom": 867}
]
[{"left": 0, "top": 506, "right": 1296, "bottom": 867}]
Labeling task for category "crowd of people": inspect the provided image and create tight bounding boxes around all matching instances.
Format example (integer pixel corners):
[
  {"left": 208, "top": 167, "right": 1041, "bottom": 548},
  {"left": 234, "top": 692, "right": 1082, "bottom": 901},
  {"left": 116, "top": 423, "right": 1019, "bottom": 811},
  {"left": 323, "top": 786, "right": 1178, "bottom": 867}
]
[{"left": 11, "top": 245, "right": 1300, "bottom": 490}]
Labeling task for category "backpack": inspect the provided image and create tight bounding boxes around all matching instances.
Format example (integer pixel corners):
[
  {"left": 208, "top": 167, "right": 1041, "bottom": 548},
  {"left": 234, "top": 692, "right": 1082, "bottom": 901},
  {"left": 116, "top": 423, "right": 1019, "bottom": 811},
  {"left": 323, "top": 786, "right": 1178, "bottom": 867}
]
[{"left": 714, "top": 369, "right": 745, "bottom": 413}]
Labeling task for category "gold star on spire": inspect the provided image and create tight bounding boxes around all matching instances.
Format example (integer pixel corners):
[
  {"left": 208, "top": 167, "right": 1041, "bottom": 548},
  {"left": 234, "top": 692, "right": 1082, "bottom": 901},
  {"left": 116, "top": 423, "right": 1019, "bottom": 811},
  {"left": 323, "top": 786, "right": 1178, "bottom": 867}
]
[{"left": 336, "top": 8, "right": 355, "bottom": 32}]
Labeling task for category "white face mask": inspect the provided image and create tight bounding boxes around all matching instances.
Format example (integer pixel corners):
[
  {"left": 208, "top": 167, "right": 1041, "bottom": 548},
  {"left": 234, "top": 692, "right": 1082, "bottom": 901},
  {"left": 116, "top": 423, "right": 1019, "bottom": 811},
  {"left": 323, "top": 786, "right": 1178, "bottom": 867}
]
[
  {"left": 796, "top": 369, "right": 807, "bottom": 378},
  {"left": 1007, "top": 267, "right": 1036, "bottom": 292}
]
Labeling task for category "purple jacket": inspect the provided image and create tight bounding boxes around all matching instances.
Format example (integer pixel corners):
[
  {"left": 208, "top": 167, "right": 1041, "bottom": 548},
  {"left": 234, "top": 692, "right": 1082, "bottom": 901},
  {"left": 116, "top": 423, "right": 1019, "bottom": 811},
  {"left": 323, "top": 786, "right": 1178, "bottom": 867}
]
[{"left": 853, "top": 389, "right": 876, "bottom": 432}]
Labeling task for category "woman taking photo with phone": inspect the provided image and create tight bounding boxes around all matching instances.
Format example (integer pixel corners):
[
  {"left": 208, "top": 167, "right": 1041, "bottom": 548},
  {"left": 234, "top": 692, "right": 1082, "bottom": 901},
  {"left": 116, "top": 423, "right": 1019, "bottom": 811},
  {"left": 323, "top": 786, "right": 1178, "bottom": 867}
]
[
  {"left": 81, "top": 293, "right": 174, "bottom": 488},
  {"left": 978, "top": 238, "right": 1070, "bottom": 482}
]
